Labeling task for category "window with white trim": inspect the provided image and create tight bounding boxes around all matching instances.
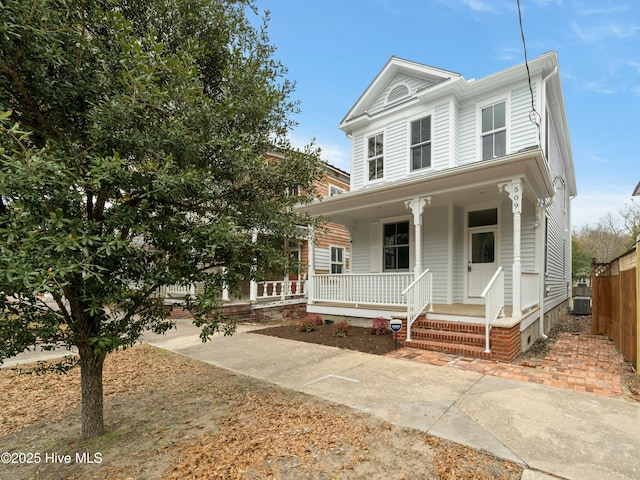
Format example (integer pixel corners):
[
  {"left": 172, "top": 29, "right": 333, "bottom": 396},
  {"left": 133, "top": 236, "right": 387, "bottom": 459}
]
[
  {"left": 329, "top": 185, "right": 345, "bottom": 196},
  {"left": 367, "top": 133, "right": 384, "bottom": 181},
  {"left": 330, "top": 246, "right": 345, "bottom": 274},
  {"left": 481, "top": 101, "right": 506, "bottom": 160},
  {"left": 411, "top": 116, "right": 431, "bottom": 171},
  {"left": 383, "top": 221, "right": 410, "bottom": 271}
]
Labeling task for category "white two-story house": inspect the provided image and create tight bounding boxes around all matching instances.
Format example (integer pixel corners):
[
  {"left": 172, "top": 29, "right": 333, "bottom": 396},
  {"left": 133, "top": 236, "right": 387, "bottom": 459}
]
[{"left": 298, "top": 51, "right": 576, "bottom": 361}]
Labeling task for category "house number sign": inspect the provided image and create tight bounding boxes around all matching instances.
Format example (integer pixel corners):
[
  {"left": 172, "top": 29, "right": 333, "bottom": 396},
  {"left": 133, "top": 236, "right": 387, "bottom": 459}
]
[{"left": 500, "top": 180, "right": 523, "bottom": 214}]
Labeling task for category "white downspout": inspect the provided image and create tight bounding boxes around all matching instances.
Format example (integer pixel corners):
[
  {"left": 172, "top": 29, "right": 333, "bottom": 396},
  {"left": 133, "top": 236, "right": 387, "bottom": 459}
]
[{"left": 537, "top": 199, "right": 552, "bottom": 339}]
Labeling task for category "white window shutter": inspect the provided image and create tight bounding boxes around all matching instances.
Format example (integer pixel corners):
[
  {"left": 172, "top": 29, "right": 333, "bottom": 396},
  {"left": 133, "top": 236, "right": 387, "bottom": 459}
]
[{"left": 370, "top": 222, "right": 382, "bottom": 272}]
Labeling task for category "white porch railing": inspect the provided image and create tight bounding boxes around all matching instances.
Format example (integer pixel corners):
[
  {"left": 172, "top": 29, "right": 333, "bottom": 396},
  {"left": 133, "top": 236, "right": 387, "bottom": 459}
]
[
  {"left": 480, "top": 266, "right": 504, "bottom": 353},
  {"left": 401, "top": 269, "right": 434, "bottom": 342},
  {"left": 521, "top": 271, "right": 539, "bottom": 311},
  {"left": 310, "top": 273, "right": 413, "bottom": 306},
  {"left": 257, "top": 280, "right": 305, "bottom": 300},
  {"left": 162, "top": 284, "right": 196, "bottom": 298}
]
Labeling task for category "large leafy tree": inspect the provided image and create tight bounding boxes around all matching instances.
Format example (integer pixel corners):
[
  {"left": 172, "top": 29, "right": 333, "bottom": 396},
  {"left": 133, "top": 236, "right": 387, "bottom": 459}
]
[{"left": 0, "top": 0, "right": 322, "bottom": 439}]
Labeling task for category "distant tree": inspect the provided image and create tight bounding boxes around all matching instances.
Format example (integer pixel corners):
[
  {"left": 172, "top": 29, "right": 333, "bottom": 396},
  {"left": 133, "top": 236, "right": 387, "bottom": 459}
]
[
  {"left": 0, "top": 0, "right": 322, "bottom": 440},
  {"left": 573, "top": 200, "right": 640, "bottom": 264},
  {"left": 571, "top": 238, "right": 591, "bottom": 282}
]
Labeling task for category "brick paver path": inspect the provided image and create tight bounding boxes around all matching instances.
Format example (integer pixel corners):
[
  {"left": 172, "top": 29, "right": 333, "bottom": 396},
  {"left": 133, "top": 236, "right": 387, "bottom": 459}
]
[{"left": 385, "top": 333, "right": 625, "bottom": 398}]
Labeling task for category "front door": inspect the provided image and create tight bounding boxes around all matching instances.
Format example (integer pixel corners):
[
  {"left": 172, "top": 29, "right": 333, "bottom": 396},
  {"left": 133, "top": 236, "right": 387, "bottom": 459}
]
[{"left": 468, "top": 228, "right": 497, "bottom": 297}]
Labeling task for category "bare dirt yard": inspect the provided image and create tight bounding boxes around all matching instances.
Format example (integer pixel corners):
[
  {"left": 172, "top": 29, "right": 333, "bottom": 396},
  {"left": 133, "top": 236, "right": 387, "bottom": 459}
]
[{"left": 0, "top": 344, "right": 522, "bottom": 480}]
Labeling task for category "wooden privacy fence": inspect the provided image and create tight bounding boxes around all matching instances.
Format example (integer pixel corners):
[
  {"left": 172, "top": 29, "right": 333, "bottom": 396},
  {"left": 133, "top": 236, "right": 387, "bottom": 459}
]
[{"left": 591, "top": 244, "right": 638, "bottom": 370}]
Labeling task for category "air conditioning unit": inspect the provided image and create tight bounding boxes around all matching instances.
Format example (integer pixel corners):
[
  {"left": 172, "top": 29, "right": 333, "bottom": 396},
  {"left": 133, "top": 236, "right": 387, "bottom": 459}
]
[{"left": 573, "top": 297, "right": 591, "bottom": 315}]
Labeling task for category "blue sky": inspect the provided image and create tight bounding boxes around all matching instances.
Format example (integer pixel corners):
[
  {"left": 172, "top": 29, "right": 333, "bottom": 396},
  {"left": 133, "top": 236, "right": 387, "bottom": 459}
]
[{"left": 252, "top": 0, "right": 640, "bottom": 230}]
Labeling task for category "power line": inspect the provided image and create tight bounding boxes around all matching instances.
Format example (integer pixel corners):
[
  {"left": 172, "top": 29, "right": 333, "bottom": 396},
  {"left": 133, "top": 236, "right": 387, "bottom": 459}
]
[{"left": 517, "top": 0, "right": 541, "bottom": 144}]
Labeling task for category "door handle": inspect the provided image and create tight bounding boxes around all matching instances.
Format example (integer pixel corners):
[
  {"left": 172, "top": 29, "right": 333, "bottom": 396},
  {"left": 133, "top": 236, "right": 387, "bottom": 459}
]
[{"left": 468, "top": 265, "right": 472, "bottom": 272}]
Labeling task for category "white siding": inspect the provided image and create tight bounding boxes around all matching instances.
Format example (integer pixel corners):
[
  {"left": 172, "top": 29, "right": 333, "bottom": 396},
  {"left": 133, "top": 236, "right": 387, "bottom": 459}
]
[
  {"left": 384, "top": 119, "right": 407, "bottom": 183},
  {"left": 452, "top": 205, "right": 465, "bottom": 303},
  {"left": 455, "top": 103, "right": 475, "bottom": 165},
  {"left": 521, "top": 198, "right": 537, "bottom": 272},
  {"left": 351, "top": 221, "right": 372, "bottom": 273},
  {"left": 424, "top": 206, "right": 450, "bottom": 303},
  {"left": 351, "top": 133, "right": 365, "bottom": 190},
  {"left": 433, "top": 102, "right": 450, "bottom": 170},
  {"left": 511, "top": 83, "right": 539, "bottom": 152}
]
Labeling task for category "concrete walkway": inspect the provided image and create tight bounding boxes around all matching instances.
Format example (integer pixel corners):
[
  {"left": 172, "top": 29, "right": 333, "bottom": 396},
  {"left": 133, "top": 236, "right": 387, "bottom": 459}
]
[
  {"left": 141, "top": 321, "right": 640, "bottom": 480},
  {"left": 4, "top": 321, "right": 639, "bottom": 479}
]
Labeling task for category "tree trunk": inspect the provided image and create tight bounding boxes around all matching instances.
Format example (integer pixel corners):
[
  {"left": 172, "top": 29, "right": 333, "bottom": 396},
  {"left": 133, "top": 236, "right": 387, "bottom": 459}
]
[{"left": 78, "top": 344, "right": 107, "bottom": 440}]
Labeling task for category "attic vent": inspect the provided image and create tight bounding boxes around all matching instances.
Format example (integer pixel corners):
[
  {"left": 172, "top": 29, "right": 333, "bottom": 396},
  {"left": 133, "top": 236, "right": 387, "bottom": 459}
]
[{"left": 387, "top": 84, "right": 409, "bottom": 103}]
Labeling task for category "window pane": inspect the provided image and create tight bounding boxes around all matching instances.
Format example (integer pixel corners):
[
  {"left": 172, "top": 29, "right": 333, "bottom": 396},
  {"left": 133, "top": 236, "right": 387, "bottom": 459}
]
[
  {"left": 384, "top": 224, "right": 395, "bottom": 246},
  {"left": 471, "top": 232, "right": 495, "bottom": 263},
  {"left": 368, "top": 137, "right": 375, "bottom": 158},
  {"left": 412, "top": 146, "right": 422, "bottom": 170},
  {"left": 422, "top": 117, "right": 431, "bottom": 141},
  {"left": 375, "top": 134, "right": 383, "bottom": 155},
  {"left": 494, "top": 130, "right": 506, "bottom": 157},
  {"left": 396, "top": 220, "right": 409, "bottom": 240},
  {"left": 494, "top": 102, "right": 505, "bottom": 129},
  {"left": 482, "top": 134, "right": 493, "bottom": 160},
  {"left": 398, "top": 246, "right": 410, "bottom": 269},
  {"left": 468, "top": 209, "right": 497, "bottom": 227},
  {"left": 384, "top": 247, "right": 396, "bottom": 270},
  {"left": 411, "top": 120, "right": 420, "bottom": 145},
  {"left": 482, "top": 107, "right": 493, "bottom": 133},
  {"left": 369, "top": 159, "right": 376, "bottom": 180},
  {"left": 421, "top": 144, "right": 431, "bottom": 168},
  {"left": 376, "top": 157, "right": 383, "bottom": 178}
]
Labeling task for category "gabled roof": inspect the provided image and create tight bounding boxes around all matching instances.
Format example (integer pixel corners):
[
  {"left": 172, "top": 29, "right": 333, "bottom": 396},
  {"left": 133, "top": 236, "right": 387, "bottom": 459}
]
[
  {"left": 633, "top": 181, "right": 640, "bottom": 196},
  {"left": 339, "top": 56, "right": 461, "bottom": 131}
]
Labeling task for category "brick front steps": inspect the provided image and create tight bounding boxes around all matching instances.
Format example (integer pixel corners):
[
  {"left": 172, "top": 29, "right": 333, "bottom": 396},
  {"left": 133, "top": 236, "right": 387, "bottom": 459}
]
[
  {"left": 396, "top": 317, "right": 521, "bottom": 362},
  {"left": 404, "top": 318, "right": 491, "bottom": 360}
]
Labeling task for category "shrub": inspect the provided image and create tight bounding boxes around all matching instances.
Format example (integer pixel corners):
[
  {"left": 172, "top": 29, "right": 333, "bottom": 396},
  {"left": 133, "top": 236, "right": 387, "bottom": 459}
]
[
  {"left": 332, "top": 320, "right": 351, "bottom": 338},
  {"left": 306, "top": 313, "right": 324, "bottom": 326},
  {"left": 298, "top": 318, "right": 317, "bottom": 332},
  {"left": 369, "top": 317, "right": 391, "bottom": 336}
]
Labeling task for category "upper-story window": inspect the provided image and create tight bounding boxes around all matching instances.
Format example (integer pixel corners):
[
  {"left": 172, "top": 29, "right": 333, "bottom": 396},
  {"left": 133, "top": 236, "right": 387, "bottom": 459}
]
[
  {"left": 410, "top": 116, "right": 431, "bottom": 171},
  {"left": 481, "top": 101, "right": 506, "bottom": 160},
  {"left": 367, "top": 133, "right": 384, "bottom": 181},
  {"left": 329, "top": 184, "right": 345, "bottom": 196}
]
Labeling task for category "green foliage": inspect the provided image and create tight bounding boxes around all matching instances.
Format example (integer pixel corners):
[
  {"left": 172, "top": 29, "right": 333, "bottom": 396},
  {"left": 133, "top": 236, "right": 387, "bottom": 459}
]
[
  {"left": 331, "top": 320, "right": 351, "bottom": 338},
  {"left": 0, "top": 0, "right": 322, "bottom": 438},
  {"left": 571, "top": 238, "right": 592, "bottom": 281}
]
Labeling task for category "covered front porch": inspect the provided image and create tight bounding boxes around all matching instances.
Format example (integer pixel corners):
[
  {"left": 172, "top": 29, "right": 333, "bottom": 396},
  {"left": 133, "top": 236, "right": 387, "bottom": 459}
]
[{"left": 300, "top": 149, "right": 555, "bottom": 359}]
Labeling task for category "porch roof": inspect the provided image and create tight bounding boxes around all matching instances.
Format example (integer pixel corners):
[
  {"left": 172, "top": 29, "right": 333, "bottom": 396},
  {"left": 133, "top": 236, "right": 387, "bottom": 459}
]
[{"left": 297, "top": 148, "right": 552, "bottom": 224}]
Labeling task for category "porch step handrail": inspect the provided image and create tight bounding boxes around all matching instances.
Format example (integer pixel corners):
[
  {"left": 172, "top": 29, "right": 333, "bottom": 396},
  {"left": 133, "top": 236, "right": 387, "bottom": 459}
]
[
  {"left": 401, "top": 269, "right": 434, "bottom": 342},
  {"left": 480, "top": 266, "right": 504, "bottom": 353}
]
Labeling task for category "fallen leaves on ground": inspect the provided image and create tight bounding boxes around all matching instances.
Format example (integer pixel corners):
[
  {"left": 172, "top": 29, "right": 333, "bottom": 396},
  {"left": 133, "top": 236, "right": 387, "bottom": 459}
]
[{"left": 1, "top": 345, "right": 521, "bottom": 480}]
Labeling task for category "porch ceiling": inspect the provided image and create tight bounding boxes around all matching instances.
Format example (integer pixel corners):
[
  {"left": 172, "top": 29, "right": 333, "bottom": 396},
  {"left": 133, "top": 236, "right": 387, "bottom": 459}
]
[{"left": 298, "top": 148, "right": 552, "bottom": 224}]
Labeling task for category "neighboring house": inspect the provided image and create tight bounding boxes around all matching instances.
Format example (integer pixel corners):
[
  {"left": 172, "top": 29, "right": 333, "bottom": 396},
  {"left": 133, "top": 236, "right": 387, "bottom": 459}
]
[
  {"left": 162, "top": 150, "right": 351, "bottom": 311},
  {"left": 242, "top": 152, "right": 351, "bottom": 302},
  {"left": 298, "top": 52, "right": 576, "bottom": 361}
]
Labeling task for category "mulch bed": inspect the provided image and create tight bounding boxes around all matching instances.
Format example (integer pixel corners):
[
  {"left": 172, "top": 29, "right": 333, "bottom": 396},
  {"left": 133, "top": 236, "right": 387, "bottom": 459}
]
[{"left": 253, "top": 323, "right": 401, "bottom": 355}]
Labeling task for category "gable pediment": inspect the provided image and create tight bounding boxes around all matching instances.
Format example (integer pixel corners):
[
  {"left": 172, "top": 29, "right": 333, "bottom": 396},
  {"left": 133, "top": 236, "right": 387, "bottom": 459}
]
[{"left": 340, "top": 57, "right": 461, "bottom": 131}]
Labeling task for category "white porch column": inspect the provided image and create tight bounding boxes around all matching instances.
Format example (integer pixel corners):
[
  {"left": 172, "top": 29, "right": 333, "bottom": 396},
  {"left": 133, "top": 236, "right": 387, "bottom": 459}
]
[
  {"left": 499, "top": 179, "right": 523, "bottom": 319},
  {"left": 221, "top": 266, "right": 230, "bottom": 302},
  {"left": 249, "top": 230, "right": 258, "bottom": 302},
  {"left": 405, "top": 196, "right": 431, "bottom": 280},
  {"left": 307, "top": 227, "right": 315, "bottom": 303}
]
